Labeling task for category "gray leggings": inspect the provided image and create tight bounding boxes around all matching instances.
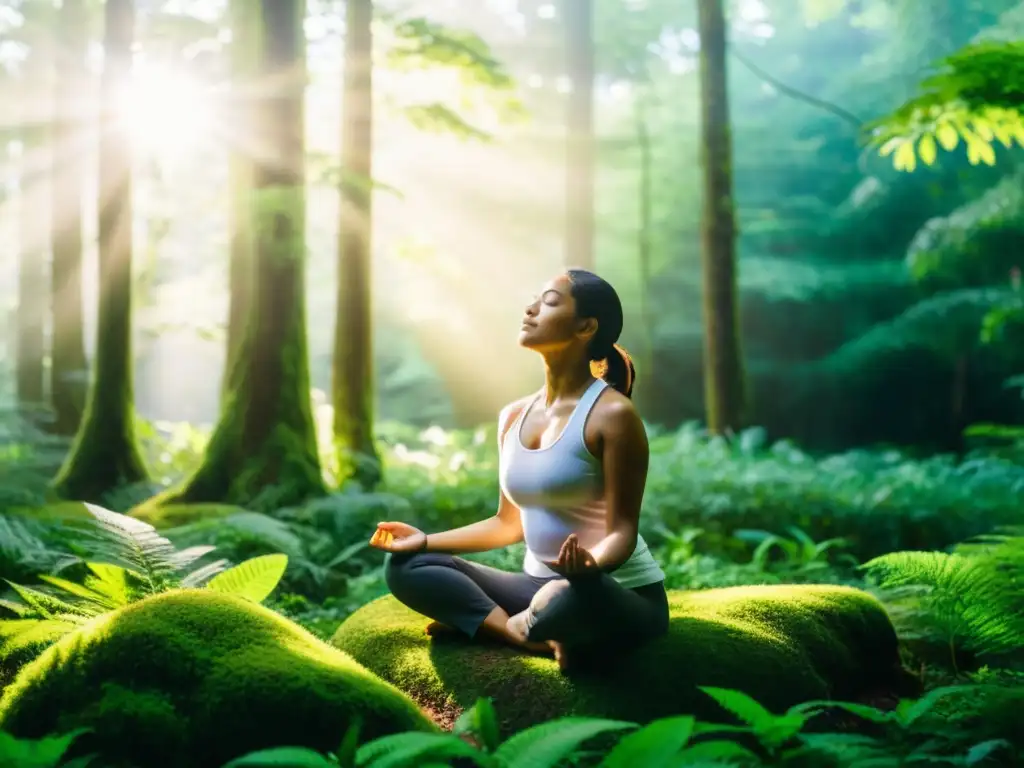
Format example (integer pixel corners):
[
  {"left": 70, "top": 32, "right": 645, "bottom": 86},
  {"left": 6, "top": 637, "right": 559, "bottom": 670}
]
[{"left": 384, "top": 551, "right": 669, "bottom": 653}]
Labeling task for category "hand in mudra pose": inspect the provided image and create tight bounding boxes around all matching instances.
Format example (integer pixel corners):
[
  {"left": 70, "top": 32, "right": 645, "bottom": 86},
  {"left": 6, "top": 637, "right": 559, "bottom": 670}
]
[
  {"left": 369, "top": 522, "right": 426, "bottom": 553},
  {"left": 542, "top": 533, "right": 600, "bottom": 577}
]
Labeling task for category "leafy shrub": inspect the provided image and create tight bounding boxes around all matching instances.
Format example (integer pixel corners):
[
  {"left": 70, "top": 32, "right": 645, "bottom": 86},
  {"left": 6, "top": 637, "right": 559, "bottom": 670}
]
[{"left": 219, "top": 682, "right": 1024, "bottom": 768}]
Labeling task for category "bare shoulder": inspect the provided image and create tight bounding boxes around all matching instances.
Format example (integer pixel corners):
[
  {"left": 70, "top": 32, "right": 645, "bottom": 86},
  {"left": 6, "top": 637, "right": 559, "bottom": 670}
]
[{"left": 592, "top": 389, "right": 647, "bottom": 443}]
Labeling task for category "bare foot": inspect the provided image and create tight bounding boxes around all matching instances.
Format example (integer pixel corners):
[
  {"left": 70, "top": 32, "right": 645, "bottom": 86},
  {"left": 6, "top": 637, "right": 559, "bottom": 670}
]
[
  {"left": 425, "top": 621, "right": 459, "bottom": 638},
  {"left": 506, "top": 611, "right": 554, "bottom": 655},
  {"left": 549, "top": 640, "right": 571, "bottom": 671},
  {"left": 523, "top": 639, "right": 555, "bottom": 655}
]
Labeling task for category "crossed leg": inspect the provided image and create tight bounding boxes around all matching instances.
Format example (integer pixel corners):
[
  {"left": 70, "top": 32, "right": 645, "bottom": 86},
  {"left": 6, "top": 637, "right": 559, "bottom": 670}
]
[{"left": 384, "top": 551, "right": 554, "bottom": 654}]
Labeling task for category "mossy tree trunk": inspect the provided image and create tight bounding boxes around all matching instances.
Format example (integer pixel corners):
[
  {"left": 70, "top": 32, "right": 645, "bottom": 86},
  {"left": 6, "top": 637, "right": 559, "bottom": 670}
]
[
  {"left": 697, "top": 0, "right": 746, "bottom": 434},
  {"left": 49, "top": 0, "right": 88, "bottom": 435},
  {"left": 564, "top": 0, "right": 594, "bottom": 270},
  {"left": 153, "top": 0, "right": 325, "bottom": 510},
  {"left": 332, "top": 0, "right": 381, "bottom": 489},
  {"left": 223, "top": 0, "right": 256, "bottom": 396},
  {"left": 52, "top": 0, "right": 148, "bottom": 501}
]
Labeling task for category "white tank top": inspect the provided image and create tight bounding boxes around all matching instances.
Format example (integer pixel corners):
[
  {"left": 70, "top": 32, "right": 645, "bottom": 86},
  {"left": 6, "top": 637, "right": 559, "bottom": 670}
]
[{"left": 498, "top": 378, "right": 665, "bottom": 589}]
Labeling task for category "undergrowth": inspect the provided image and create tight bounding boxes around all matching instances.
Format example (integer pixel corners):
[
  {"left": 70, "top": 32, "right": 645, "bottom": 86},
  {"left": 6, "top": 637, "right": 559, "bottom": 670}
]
[{"left": 1, "top": 410, "right": 1023, "bottom": 766}]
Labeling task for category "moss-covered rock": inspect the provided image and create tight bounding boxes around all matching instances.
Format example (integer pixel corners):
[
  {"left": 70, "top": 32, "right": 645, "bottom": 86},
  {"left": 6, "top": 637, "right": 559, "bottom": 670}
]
[
  {"left": 331, "top": 584, "right": 906, "bottom": 734},
  {"left": 0, "top": 590, "right": 435, "bottom": 768}
]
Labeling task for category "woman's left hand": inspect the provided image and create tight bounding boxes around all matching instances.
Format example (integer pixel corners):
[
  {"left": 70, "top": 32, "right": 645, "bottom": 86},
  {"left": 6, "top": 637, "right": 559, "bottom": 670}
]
[{"left": 544, "top": 534, "right": 601, "bottom": 576}]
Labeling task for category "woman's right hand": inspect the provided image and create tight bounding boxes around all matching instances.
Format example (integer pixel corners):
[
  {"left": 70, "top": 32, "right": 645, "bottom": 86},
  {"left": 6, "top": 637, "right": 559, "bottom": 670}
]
[{"left": 369, "top": 522, "right": 427, "bottom": 553}]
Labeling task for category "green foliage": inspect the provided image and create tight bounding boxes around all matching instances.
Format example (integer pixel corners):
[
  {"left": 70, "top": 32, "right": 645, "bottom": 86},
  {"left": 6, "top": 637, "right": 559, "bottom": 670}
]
[
  {"left": 825, "top": 288, "right": 1016, "bottom": 361},
  {"left": 382, "top": 15, "right": 525, "bottom": 138},
  {"left": 905, "top": 170, "right": 1024, "bottom": 291},
  {"left": 214, "top": 681, "right": 1024, "bottom": 768},
  {"left": 0, "top": 728, "right": 90, "bottom": 768},
  {"left": 0, "top": 504, "right": 288, "bottom": 666},
  {"left": 873, "top": 41, "right": 1024, "bottom": 170},
  {"left": 0, "top": 413, "right": 72, "bottom": 512},
  {"left": 0, "top": 591, "right": 434, "bottom": 768},
  {"left": 642, "top": 424, "right": 1024, "bottom": 562},
  {"left": 205, "top": 554, "right": 288, "bottom": 604},
  {"left": 863, "top": 549, "right": 1024, "bottom": 668}
]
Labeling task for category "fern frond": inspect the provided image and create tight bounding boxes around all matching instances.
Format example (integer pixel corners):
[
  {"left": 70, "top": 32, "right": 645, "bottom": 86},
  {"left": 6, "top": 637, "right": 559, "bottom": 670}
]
[
  {"left": 180, "top": 559, "right": 230, "bottom": 588},
  {"left": 170, "top": 546, "right": 218, "bottom": 571},
  {"left": 81, "top": 563, "right": 135, "bottom": 605},
  {"left": 0, "top": 598, "right": 30, "bottom": 618},
  {"left": 2, "top": 581, "right": 96, "bottom": 620},
  {"left": 73, "top": 504, "right": 180, "bottom": 592},
  {"left": 37, "top": 574, "right": 125, "bottom": 611},
  {"left": 0, "top": 617, "right": 83, "bottom": 654},
  {"left": 864, "top": 551, "right": 1023, "bottom": 657}
]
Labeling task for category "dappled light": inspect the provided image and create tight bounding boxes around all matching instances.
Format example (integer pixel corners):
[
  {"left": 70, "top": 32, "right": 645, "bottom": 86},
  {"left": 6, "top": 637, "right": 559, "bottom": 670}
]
[{"left": 1, "top": 0, "right": 1024, "bottom": 766}]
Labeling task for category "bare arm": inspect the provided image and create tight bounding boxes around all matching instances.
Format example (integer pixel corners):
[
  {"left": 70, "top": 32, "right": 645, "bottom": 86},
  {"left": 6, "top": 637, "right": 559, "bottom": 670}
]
[
  {"left": 421, "top": 400, "right": 528, "bottom": 555},
  {"left": 586, "top": 399, "right": 649, "bottom": 572}
]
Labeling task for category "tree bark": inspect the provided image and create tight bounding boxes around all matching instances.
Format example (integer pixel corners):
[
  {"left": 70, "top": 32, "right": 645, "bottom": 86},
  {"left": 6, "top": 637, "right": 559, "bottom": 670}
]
[
  {"left": 150, "top": 0, "right": 325, "bottom": 510},
  {"left": 332, "top": 0, "right": 381, "bottom": 488},
  {"left": 697, "top": 0, "right": 746, "bottom": 434},
  {"left": 52, "top": 0, "right": 149, "bottom": 501},
  {"left": 49, "top": 0, "right": 88, "bottom": 435},
  {"left": 564, "top": 0, "right": 594, "bottom": 270},
  {"left": 223, "top": 0, "right": 256, "bottom": 394}
]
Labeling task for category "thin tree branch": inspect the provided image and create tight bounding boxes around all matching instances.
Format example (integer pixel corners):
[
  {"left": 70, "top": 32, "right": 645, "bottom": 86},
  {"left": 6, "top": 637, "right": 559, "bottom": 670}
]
[{"left": 729, "top": 45, "right": 865, "bottom": 128}]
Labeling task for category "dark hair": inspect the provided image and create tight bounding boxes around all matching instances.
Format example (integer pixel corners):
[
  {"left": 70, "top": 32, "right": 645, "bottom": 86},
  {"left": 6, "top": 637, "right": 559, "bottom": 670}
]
[{"left": 566, "top": 269, "right": 636, "bottom": 398}]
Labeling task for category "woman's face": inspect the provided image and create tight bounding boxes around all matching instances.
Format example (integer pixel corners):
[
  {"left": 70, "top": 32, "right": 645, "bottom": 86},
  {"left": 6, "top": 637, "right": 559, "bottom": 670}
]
[{"left": 518, "top": 274, "right": 596, "bottom": 352}]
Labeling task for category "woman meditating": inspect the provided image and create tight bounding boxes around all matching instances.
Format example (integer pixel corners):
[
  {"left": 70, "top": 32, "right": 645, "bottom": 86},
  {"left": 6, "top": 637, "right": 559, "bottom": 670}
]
[{"left": 368, "top": 269, "right": 668, "bottom": 673}]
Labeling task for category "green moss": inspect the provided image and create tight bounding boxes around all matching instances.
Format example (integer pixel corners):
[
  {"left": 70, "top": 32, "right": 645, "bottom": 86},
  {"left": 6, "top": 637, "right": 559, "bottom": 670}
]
[
  {"left": 0, "top": 590, "right": 434, "bottom": 768},
  {"left": 331, "top": 585, "right": 904, "bottom": 734}
]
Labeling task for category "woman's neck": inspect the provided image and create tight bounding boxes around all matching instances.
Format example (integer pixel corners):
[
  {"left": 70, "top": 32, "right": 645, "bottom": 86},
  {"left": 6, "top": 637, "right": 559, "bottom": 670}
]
[{"left": 541, "top": 351, "right": 594, "bottom": 407}]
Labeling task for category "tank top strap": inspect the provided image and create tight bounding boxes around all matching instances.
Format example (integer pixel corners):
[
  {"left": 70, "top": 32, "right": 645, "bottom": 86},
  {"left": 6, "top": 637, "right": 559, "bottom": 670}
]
[{"left": 568, "top": 378, "right": 608, "bottom": 444}]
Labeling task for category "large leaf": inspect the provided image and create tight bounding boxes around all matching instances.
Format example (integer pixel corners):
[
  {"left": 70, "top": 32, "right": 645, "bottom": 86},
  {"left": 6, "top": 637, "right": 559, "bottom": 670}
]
[
  {"left": 601, "top": 716, "right": 695, "bottom": 767},
  {"left": 492, "top": 717, "right": 636, "bottom": 768},
  {"left": 204, "top": 554, "right": 288, "bottom": 603},
  {"left": 354, "top": 732, "right": 491, "bottom": 768},
  {"left": 220, "top": 747, "right": 335, "bottom": 768},
  {"left": 699, "top": 687, "right": 775, "bottom": 729}
]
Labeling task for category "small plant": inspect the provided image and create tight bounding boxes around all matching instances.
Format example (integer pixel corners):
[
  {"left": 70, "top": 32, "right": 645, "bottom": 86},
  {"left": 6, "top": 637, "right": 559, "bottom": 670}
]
[
  {"left": 0, "top": 504, "right": 289, "bottom": 661},
  {"left": 736, "top": 526, "right": 857, "bottom": 576},
  {"left": 862, "top": 541, "right": 1024, "bottom": 672}
]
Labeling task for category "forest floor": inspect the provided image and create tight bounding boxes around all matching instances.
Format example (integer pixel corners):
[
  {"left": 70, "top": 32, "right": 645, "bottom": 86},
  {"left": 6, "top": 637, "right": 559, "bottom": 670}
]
[{"left": 1, "top": 416, "right": 1023, "bottom": 767}]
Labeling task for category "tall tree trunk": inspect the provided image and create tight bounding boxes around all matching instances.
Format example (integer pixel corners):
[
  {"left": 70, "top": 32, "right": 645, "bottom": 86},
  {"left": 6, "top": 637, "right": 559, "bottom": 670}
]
[
  {"left": 564, "top": 0, "right": 594, "bottom": 270},
  {"left": 15, "top": 137, "right": 47, "bottom": 414},
  {"left": 635, "top": 97, "right": 655, "bottom": 403},
  {"left": 333, "top": 0, "right": 381, "bottom": 489},
  {"left": 52, "top": 0, "right": 148, "bottom": 501},
  {"left": 151, "top": 0, "right": 324, "bottom": 510},
  {"left": 223, "top": 0, "right": 256, "bottom": 394},
  {"left": 49, "top": 0, "right": 88, "bottom": 435},
  {"left": 697, "top": 0, "right": 746, "bottom": 434}
]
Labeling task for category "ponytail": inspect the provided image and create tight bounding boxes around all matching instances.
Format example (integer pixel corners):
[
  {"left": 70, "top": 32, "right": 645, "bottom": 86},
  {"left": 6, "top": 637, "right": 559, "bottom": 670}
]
[{"left": 590, "top": 344, "right": 636, "bottom": 398}]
